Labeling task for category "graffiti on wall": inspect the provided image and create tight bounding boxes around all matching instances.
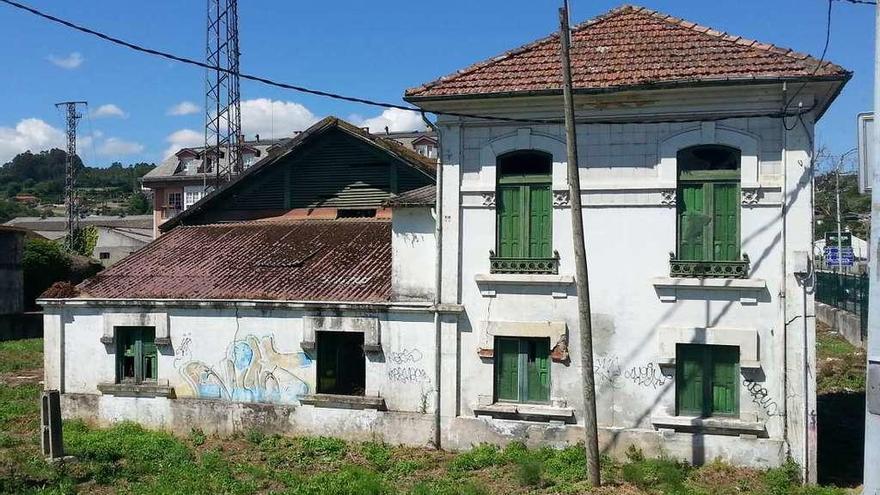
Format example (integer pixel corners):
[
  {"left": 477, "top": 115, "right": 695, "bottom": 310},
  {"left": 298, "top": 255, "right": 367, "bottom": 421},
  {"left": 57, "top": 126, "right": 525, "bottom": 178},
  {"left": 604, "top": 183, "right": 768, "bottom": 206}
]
[
  {"left": 743, "top": 379, "right": 781, "bottom": 417},
  {"left": 593, "top": 355, "right": 623, "bottom": 389},
  {"left": 386, "top": 348, "right": 430, "bottom": 385},
  {"left": 176, "top": 334, "right": 312, "bottom": 405},
  {"left": 624, "top": 363, "right": 669, "bottom": 389}
]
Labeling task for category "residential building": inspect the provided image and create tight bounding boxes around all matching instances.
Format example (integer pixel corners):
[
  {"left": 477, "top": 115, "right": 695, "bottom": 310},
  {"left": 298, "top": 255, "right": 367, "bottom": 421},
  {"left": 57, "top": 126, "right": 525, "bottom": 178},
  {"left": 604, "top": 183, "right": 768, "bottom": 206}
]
[
  {"left": 40, "top": 6, "right": 848, "bottom": 478},
  {"left": 4, "top": 215, "right": 153, "bottom": 267}
]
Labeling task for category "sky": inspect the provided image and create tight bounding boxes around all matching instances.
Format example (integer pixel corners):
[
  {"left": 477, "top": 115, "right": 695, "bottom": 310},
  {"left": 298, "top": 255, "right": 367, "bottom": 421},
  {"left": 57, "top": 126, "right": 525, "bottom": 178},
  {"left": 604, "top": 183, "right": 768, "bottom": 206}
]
[{"left": 0, "top": 0, "right": 872, "bottom": 167}]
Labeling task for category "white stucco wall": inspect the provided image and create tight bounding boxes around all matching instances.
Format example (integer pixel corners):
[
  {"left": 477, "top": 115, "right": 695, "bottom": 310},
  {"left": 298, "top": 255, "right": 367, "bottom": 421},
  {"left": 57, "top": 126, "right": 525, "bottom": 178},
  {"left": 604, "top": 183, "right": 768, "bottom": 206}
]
[{"left": 392, "top": 208, "right": 436, "bottom": 301}]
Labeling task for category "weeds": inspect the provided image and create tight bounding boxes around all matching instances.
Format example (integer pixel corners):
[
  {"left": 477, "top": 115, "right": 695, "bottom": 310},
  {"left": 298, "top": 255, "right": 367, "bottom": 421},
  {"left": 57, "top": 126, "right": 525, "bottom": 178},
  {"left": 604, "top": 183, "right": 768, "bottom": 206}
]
[{"left": 189, "top": 427, "right": 207, "bottom": 446}]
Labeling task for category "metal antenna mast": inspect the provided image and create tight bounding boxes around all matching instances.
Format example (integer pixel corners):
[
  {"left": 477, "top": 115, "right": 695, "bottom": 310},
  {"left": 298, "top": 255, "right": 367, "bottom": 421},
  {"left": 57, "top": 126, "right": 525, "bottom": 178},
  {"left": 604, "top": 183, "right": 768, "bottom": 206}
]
[
  {"left": 205, "top": 0, "right": 242, "bottom": 182},
  {"left": 55, "top": 100, "right": 87, "bottom": 252}
]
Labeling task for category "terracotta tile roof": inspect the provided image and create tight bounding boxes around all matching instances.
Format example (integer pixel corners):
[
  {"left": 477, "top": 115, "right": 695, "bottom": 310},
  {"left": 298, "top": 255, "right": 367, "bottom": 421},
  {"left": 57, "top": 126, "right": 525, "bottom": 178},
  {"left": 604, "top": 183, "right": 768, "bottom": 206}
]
[
  {"left": 76, "top": 219, "right": 392, "bottom": 302},
  {"left": 384, "top": 185, "right": 436, "bottom": 207},
  {"left": 405, "top": 5, "right": 849, "bottom": 100}
]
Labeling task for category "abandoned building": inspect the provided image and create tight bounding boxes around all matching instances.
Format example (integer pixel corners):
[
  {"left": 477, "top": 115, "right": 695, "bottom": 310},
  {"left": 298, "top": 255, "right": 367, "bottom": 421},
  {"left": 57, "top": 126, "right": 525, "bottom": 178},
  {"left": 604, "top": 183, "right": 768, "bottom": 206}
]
[{"left": 41, "top": 5, "right": 849, "bottom": 481}]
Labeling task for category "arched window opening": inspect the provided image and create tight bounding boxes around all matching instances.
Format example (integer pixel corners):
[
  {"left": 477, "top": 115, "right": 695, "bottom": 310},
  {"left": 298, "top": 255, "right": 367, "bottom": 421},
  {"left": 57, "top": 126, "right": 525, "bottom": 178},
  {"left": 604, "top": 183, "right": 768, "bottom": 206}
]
[
  {"left": 491, "top": 151, "right": 557, "bottom": 274},
  {"left": 673, "top": 145, "right": 748, "bottom": 278}
]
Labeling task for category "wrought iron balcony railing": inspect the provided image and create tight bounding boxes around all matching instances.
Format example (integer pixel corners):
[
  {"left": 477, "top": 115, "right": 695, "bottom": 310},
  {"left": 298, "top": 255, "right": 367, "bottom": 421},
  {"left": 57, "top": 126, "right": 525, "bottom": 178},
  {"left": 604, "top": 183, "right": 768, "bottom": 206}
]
[
  {"left": 669, "top": 253, "right": 750, "bottom": 279},
  {"left": 489, "top": 250, "right": 559, "bottom": 275}
]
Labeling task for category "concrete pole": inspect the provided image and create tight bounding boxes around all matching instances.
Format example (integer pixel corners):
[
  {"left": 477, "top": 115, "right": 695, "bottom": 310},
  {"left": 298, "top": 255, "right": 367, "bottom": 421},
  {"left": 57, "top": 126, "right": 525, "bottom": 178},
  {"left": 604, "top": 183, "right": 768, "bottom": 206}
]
[
  {"left": 558, "top": 2, "right": 601, "bottom": 486},
  {"left": 863, "top": 2, "right": 880, "bottom": 493},
  {"left": 837, "top": 158, "right": 843, "bottom": 272}
]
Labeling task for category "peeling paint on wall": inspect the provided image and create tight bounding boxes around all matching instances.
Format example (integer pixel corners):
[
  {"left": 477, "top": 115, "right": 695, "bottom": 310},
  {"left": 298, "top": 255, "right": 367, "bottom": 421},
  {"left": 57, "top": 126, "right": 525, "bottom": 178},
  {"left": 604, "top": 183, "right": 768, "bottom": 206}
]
[{"left": 176, "top": 334, "right": 312, "bottom": 404}]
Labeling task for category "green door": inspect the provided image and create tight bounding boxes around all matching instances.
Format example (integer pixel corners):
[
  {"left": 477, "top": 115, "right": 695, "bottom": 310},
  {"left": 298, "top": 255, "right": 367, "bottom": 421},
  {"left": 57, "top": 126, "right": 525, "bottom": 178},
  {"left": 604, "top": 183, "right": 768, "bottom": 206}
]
[
  {"left": 676, "top": 345, "right": 706, "bottom": 416},
  {"left": 711, "top": 346, "right": 739, "bottom": 415},
  {"left": 524, "top": 339, "right": 550, "bottom": 403},
  {"left": 495, "top": 338, "right": 520, "bottom": 401}
]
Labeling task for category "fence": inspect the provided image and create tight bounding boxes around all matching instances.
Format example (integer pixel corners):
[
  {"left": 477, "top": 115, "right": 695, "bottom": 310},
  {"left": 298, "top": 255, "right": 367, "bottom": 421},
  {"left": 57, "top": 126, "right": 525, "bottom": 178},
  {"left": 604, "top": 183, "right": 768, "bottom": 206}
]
[{"left": 815, "top": 271, "right": 869, "bottom": 338}]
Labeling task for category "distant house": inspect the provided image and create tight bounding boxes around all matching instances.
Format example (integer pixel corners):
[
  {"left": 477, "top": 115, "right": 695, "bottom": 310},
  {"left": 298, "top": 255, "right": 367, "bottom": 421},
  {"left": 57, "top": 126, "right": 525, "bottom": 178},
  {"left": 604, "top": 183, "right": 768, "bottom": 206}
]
[
  {"left": 381, "top": 129, "right": 438, "bottom": 161},
  {"left": 3, "top": 215, "right": 153, "bottom": 267},
  {"left": 13, "top": 194, "right": 39, "bottom": 206}
]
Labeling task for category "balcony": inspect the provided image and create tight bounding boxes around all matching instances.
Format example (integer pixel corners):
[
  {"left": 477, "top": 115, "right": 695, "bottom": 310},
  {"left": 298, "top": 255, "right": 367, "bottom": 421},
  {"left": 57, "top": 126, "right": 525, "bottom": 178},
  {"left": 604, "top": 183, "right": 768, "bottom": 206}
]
[
  {"left": 669, "top": 253, "right": 750, "bottom": 279},
  {"left": 489, "top": 251, "right": 559, "bottom": 275}
]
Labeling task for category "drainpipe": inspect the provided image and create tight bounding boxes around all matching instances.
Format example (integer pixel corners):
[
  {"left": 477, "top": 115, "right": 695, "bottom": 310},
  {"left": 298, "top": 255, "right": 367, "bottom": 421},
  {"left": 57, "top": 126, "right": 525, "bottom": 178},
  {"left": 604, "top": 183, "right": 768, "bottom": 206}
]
[
  {"left": 422, "top": 112, "right": 443, "bottom": 449},
  {"left": 780, "top": 82, "right": 790, "bottom": 456}
]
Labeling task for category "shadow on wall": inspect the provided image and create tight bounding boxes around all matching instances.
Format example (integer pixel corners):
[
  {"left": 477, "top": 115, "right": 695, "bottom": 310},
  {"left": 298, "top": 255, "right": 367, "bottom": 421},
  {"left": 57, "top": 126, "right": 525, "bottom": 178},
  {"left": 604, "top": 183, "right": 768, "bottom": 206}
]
[{"left": 174, "top": 334, "right": 312, "bottom": 405}]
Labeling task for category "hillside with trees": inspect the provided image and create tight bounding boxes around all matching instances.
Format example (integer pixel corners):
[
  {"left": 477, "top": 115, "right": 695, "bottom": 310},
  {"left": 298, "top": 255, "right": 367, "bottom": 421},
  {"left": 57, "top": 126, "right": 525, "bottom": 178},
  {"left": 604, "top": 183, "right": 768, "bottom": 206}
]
[{"left": 0, "top": 149, "right": 155, "bottom": 222}]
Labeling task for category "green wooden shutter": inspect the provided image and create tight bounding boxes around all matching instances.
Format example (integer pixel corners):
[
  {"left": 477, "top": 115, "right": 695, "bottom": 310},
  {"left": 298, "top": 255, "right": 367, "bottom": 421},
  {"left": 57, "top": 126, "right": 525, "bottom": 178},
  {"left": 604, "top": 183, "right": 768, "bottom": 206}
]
[
  {"left": 712, "top": 183, "right": 739, "bottom": 262},
  {"left": 117, "top": 330, "right": 137, "bottom": 382},
  {"left": 141, "top": 328, "right": 157, "bottom": 382},
  {"left": 497, "top": 186, "right": 523, "bottom": 258},
  {"left": 527, "top": 185, "right": 552, "bottom": 258},
  {"left": 495, "top": 338, "right": 520, "bottom": 402},
  {"left": 525, "top": 339, "right": 550, "bottom": 403},
  {"left": 678, "top": 184, "right": 708, "bottom": 261},
  {"left": 676, "top": 345, "right": 705, "bottom": 415},
  {"left": 710, "top": 346, "right": 739, "bottom": 415}
]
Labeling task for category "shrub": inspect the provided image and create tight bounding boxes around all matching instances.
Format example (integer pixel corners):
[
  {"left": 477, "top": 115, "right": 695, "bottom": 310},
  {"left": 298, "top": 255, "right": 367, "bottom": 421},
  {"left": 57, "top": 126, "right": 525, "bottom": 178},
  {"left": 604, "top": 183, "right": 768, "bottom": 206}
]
[
  {"left": 763, "top": 458, "right": 801, "bottom": 495},
  {"left": 244, "top": 428, "right": 265, "bottom": 445},
  {"left": 189, "top": 427, "right": 207, "bottom": 447}
]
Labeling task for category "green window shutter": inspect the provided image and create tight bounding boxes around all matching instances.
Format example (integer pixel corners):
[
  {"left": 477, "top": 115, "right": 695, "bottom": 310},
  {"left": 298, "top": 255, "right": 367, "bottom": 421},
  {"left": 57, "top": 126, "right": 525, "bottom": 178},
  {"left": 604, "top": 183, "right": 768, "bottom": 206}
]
[
  {"left": 677, "top": 183, "right": 708, "bottom": 261},
  {"left": 710, "top": 346, "right": 739, "bottom": 415},
  {"left": 525, "top": 339, "right": 550, "bottom": 403},
  {"left": 495, "top": 338, "right": 520, "bottom": 402},
  {"left": 497, "top": 186, "right": 523, "bottom": 258},
  {"left": 712, "top": 183, "right": 739, "bottom": 262},
  {"left": 527, "top": 185, "right": 552, "bottom": 258},
  {"left": 676, "top": 345, "right": 705, "bottom": 415},
  {"left": 141, "top": 328, "right": 157, "bottom": 382}
]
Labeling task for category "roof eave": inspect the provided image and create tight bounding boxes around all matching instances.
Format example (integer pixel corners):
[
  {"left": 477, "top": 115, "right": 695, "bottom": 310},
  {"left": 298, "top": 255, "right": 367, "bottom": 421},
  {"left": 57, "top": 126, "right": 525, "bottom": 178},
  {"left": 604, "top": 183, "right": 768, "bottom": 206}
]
[{"left": 404, "top": 73, "right": 852, "bottom": 104}]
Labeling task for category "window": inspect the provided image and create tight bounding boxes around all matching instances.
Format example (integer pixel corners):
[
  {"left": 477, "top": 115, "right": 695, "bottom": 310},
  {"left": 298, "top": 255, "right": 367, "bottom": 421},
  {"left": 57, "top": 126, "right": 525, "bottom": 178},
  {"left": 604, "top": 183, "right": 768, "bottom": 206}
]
[
  {"left": 675, "top": 344, "right": 739, "bottom": 417},
  {"left": 317, "top": 332, "right": 365, "bottom": 396},
  {"left": 116, "top": 327, "right": 157, "bottom": 384},
  {"left": 99, "top": 252, "right": 110, "bottom": 260},
  {"left": 167, "top": 192, "right": 183, "bottom": 210},
  {"left": 672, "top": 145, "right": 747, "bottom": 278},
  {"left": 494, "top": 337, "right": 550, "bottom": 404},
  {"left": 491, "top": 151, "right": 556, "bottom": 274}
]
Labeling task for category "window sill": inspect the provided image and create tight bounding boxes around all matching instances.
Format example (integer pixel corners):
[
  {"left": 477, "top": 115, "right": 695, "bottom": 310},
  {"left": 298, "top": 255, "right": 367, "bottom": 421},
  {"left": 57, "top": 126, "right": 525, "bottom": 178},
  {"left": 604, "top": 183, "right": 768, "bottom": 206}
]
[
  {"left": 475, "top": 274, "right": 575, "bottom": 285},
  {"left": 473, "top": 403, "right": 575, "bottom": 423},
  {"left": 300, "top": 393, "right": 387, "bottom": 411},
  {"left": 97, "top": 382, "right": 174, "bottom": 398},
  {"left": 651, "top": 414, "right": 765, "bottom": 436},
  {"left": 652, "top": 277, "right": 766, "bottom": 290}
]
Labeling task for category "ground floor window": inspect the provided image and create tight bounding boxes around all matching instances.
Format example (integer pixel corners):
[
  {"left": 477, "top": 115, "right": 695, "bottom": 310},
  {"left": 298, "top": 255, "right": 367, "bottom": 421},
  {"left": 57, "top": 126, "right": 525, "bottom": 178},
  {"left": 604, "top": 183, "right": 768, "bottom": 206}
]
[
  {"left": 494, "top": 337, "right": 550, "bottom": 404},
  {"left": 317, "top": 331, "right": 365, "bottom": 396},
  {"left": 676, "top": 344, "right": 739, "bottom": 417},
  {"left": 116, "top": 327, "right": 157, "bottom": 384}
]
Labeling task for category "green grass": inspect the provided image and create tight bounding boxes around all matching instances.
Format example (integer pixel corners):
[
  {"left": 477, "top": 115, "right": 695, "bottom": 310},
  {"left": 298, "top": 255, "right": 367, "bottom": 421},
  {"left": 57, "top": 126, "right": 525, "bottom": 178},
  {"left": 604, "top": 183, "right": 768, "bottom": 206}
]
[
  {"left": 817, "top": 329, "right": 866, "bottom": 393},
  {"left": 0, "top": 338, "right": 42, "bottom": 373}
]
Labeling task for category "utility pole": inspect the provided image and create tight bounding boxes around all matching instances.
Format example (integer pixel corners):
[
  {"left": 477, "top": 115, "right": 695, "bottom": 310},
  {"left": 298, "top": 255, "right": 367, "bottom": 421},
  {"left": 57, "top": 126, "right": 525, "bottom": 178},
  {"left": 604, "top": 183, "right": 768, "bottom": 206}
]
[
  {"left": 834, "top": 148, "right": 857, "bottom": 273},
  {"left": 205, "top": 0, "right": 242, "bottom": 182},
  {"left": 559, "top": 1, "right": 601, "bottom": 486},
  {"left": 55, "top": 100, "right": 87, "bottom": 252},
  {"left": 863, "top": 3, "right": 880, "bottom": 492}
]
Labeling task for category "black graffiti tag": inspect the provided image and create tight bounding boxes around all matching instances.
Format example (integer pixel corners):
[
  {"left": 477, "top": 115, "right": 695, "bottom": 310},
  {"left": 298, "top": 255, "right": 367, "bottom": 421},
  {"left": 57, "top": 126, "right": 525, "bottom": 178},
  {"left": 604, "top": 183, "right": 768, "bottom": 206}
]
[{"left": 743, "top": 379, "right": 781, "bottom": 417}]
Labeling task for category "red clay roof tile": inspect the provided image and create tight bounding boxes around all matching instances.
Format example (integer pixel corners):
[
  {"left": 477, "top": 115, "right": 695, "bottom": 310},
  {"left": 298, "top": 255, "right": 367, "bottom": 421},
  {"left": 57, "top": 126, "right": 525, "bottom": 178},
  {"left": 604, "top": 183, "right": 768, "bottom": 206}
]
[{"left": 405, "top": 5, "right": 848, "bottom": 100}]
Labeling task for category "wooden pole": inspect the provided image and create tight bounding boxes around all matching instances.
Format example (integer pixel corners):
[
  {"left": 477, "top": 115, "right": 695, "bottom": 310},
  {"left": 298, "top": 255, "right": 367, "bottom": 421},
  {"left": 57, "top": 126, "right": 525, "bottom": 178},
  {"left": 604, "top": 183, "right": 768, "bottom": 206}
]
[{"left": 559, "top": 1, "right": 601, "bottom": 486}]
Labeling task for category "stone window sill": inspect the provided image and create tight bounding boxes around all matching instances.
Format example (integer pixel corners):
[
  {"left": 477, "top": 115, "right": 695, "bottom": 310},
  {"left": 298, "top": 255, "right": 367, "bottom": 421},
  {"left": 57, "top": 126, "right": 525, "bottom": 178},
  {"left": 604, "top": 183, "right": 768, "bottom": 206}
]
[
  {"left": 97, "top": 382, "right": 174, "bottom": 398},
  {"left": 475, "top": 274, "right": 575, "bottom": 285},
  {"left": 651, "top": 414, "right": 765, "bottom": 436},
  {"left": 300, "top": 393, "right": 386, "bottom": 411},
  {"left": 652, "top": 277, "right": 766, "bottom": 290},
  {"left": 473, "top": 403, "right": 575, "bottom": 423}
]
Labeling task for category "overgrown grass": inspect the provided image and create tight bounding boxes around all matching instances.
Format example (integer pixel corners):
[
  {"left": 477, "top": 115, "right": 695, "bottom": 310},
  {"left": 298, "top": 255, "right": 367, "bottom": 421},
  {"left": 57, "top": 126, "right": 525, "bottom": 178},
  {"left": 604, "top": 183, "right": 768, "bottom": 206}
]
[
  {"left": 817, "top": 328, "right": 866, "bottom": 393},
  {"left": 0, "top": 338, "right": 42, "bottom": 373}
]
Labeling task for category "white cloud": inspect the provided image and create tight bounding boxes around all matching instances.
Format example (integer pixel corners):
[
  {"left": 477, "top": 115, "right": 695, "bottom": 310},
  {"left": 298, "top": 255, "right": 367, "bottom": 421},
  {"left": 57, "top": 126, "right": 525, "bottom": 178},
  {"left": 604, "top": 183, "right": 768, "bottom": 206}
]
[
  {"left": 167, "top": 101, "right": 200, "bottom": 116},
  {"left": 92, "top": 104, "right": 126, "bottom": 119},
  {"left": 352, "top": 108, "right": 426, "bottom": 134},
  {"left": 0, "top": 118, "right": 65, "bottom": 163},
  {"left": 163, "top": 128, "right": 203, "bottom": 158},
  {"left": 47, "top": 52, "right": 84, "bottom": 69},
  {"left": 238, "top": 98, "right": 319, "bottom": 140},
  {"left": 97, "top": 137, "right": 143, "bottom": 156}
]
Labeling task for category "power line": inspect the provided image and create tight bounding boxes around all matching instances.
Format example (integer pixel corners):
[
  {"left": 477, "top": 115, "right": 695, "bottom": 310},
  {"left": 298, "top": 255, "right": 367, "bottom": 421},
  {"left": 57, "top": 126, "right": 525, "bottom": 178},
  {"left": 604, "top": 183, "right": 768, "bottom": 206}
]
[
  {"left": 2, "top": 0, "right": 821, "bottom": 126},
  {"left": 835, "top": 0, "right": 876, "bottom": 5},
  {"left": 783, "top": 0, "right": 833, "bottom": 128}
]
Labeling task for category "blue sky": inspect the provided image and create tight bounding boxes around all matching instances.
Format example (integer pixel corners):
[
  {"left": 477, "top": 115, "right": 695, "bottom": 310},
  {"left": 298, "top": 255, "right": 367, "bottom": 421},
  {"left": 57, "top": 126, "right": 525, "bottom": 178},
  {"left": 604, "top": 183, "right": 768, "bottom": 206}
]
[{"left": 0, "top": 0, "right": 871, "bottom": 166}]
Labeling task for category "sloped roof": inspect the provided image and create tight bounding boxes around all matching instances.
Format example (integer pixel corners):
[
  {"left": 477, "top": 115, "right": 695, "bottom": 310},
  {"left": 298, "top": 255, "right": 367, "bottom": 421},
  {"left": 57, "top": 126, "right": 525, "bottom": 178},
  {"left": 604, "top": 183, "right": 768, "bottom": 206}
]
[
  {"left": 405, "top": 5, "right": 849, "bottom": 100},
  {"left": 4, "top": 215, "right": 152, "bottom": 231},
  {"left": 384, "top": 185, "right": 436, "bottom": 207},
  {"left": 76, "top": 219, "right": 392, "bottom": 302},
  {"left": 161, "top": 116, "right": 437, "bottom": 232}
]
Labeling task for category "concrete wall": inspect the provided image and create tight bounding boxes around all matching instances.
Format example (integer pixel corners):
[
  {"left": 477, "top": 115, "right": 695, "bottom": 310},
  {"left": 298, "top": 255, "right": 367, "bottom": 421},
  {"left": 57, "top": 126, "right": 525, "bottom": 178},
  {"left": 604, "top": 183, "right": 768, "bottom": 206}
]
[
  {"left": 92, "top": 227, "right": 150, "bottom": 267},
  {"left": 815, "top": 302, "right": 865, "bottom": 349},
  {"left": 392, "top": 208, "right": 436, "bottom": 301},
  {"left": 44, "top": 304, "right": 438, "bottom": 446},
  {"left": 427, "top": 84, "right": 817, "bottom": 470}
]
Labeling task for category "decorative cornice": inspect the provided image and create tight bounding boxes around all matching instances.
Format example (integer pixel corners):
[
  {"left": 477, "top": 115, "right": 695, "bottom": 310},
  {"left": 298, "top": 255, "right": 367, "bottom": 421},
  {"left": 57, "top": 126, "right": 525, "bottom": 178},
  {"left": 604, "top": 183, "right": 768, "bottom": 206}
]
[
  {"left": 481, "top": 192, "right": 496, "bottom": 207},
  {"left": 553, "top": 191, "right": 570, "bottom": 207},
  {"left": 659, "top": 189, "right": 676, "bottom": 207},
  {"left": 741, "top": 187, "right": 762, "bottom": 206}
]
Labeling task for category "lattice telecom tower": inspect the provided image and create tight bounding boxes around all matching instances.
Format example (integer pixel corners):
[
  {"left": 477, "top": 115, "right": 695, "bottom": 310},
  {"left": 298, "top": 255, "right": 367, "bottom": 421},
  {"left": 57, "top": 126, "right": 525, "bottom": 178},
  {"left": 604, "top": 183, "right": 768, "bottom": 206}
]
[
  {"left": 55, "top": 100, "right": 87, "bottom": 251},
  {"left": 205, "top": 0, "right": 242, "bottom": 182}
]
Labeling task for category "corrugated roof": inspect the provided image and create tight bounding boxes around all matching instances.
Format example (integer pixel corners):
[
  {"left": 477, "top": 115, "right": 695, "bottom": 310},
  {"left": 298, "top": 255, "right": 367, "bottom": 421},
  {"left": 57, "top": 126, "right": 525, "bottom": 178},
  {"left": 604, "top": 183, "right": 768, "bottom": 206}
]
[
  {"left": 405, "top": 5, "right": 849, "bottom": 100},
  {"left": 4, "top": 215, "right": 153, "bottom": 231},
  {"left": 385, "top": 185, "right": 436, "bottom": 207},
  {"left": 76, "top": 219, "right": 392, "bottom": 302}
]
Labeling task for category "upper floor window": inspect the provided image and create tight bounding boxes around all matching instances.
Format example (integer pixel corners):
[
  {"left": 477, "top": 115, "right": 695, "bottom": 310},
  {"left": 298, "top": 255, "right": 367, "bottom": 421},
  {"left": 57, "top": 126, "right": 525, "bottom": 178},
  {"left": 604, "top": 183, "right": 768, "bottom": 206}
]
[
  {"left": 490, "top": 151, "right": 557, "bottom": 274},
  {"left": 672, "top": 145, "right": 748, "bottom": 278},
  {"left": 167, "top": 192, "right": 183, "bottom": 211}
]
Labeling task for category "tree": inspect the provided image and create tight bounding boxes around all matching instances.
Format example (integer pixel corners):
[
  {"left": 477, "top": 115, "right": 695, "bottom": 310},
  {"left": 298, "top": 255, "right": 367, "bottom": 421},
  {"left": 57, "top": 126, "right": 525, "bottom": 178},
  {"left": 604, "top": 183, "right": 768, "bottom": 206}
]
[
  {"left": 126, "top": 191, "right": 152, "bottom": 215},
  {"left": 22, "top": 238, "right": 71, "bottom": 309},
  {"left": 65, "top": 225, "right": 99, "bottom": 257}
]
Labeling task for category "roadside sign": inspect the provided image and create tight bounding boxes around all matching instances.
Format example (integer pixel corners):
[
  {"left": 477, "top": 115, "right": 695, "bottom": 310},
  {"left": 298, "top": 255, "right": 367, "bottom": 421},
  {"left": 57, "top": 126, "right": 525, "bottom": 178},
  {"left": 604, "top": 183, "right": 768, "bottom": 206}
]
[
  {"left": 825, "top": 246, "right": 855, "bottom": 266},
  {"left": 825, "top": 231, "right": 853, "bottom": 248},
  {"left": 858, "top": 112, "right": 874, "bottom": 194}
]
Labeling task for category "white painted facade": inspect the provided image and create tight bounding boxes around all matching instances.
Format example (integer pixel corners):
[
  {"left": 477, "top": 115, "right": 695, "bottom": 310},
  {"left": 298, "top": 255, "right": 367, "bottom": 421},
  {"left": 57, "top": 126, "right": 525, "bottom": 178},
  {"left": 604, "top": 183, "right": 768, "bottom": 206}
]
[{"left": 42, "top": 82, "right": 833, "bottom": 477}]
